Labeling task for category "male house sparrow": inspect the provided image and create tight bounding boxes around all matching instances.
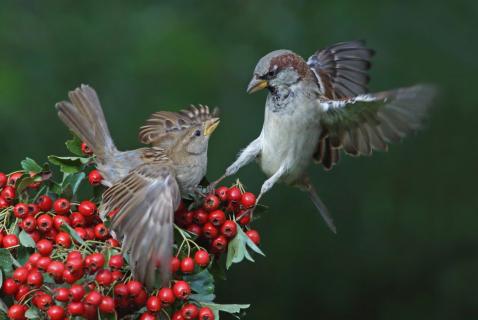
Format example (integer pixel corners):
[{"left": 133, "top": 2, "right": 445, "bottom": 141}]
[
  {"left": 215, "top": 41, "right": 435, "bottom": 233},
  {"left": 56, "top": 85, "right": 219, "bottom": 286}
]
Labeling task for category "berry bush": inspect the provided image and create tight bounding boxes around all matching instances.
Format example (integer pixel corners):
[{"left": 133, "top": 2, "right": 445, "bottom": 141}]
[{"left": 0, "top": 135, "right": 264, "bottom": 319}]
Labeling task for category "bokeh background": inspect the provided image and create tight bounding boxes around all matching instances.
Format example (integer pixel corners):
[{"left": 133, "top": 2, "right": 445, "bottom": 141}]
[{"left": 1, "top": 0, "right": 477, "bottom": 319}]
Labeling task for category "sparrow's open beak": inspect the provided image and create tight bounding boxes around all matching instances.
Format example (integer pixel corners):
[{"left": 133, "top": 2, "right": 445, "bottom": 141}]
[
  {"left": 247, "top": 77, "right": 268, "bottom": 94},
  {"left": 204, "top": 118, "right": 220, "bottom": 136}
]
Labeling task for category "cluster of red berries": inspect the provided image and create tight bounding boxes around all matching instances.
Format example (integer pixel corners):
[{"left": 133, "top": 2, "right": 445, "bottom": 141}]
[
  {"left": 174, "top": 186, "right": 261, "bottom": 255},
  {"left": 1, "top": 139, "right": 261, "bottom": 319}
]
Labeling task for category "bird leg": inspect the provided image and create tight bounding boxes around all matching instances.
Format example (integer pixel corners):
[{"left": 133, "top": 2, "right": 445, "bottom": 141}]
[{"left": 209, "top": 136, "right": 262, "bottom": 191}]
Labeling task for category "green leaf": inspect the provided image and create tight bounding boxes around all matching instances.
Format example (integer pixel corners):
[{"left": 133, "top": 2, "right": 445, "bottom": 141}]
[
  {"left": 62, "top": 172, "right": 86, "bottom": 197},
  {"left": 48, "top": 155, "right": 89, "bottom": 173},
  {"left": 210, "top": 257, "right": 227, "bottom": 281},
  {"left": 239, "top": 227, "right": 265, "bottom": 257},
  {"left": 202, "top": 302, "right": 250, "bottom": 319},
  {"left": 21, "top": 157, "right": 43, "bottom": 174},
  {"left": 19, "top": 230, "right": 36, "bottom": 248},
  {"left": 25, "top": 307, "right": 41, "bottom": 319},
  {"left": 65, "top": 134, "right": 84, "bottom": 156},
  {"left": 43, "top": 273, "right": 55, "bottom": 284},
  {"left": 0, "top": 269, "right": 3, "bottom": 288},
  {"left": 16, "top": 246, "right": 31, "bottom": 265},
  {"left": 60, "top": 223, "right": 85, "bottom": 245},
  {"left": 0, "top": 298, "right": 7, "bottom": 313},
  {"left": 183, "top": 269, "right": 215, "bottom": 295},
  {"left": 0, "top": 249, "right": 13, "bottom": 273},
  {"left": 226, "top": 222, "right": 265, "bottom": 269},
  {"left": 190, "top": 293, "right": 215, "bottom": 303}
]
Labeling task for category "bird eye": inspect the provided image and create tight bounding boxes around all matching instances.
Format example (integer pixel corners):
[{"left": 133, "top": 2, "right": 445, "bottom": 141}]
[
  {"left": 267, "top": 70, "right": 276, "bottom": 77},
  {"left": 194, "top": 130, "right": 201, "bottom": 137}
]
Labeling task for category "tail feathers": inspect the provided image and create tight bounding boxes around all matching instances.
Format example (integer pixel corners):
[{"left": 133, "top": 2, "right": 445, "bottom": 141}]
[
  {"left": 305, "top": 184, "right": 337, "bottom": 234},
  {"left": 55, "top": 85, "right": 116, "bottom": 161}
]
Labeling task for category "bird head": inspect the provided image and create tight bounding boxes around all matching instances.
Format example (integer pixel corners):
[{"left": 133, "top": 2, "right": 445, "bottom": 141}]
[
  {"left": 247, "top": 50, "right": 313, "bottom": 94},
  {"left": 179, "top": 116, "right": 220, "bottom": 155}
]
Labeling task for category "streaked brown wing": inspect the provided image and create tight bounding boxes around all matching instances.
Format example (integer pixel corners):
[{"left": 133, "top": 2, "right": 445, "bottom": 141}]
[
  {"left": 307, "top": 40, "right": 375, "bottom": 99},
  {"left": 138, "top": 105, "right": 218, "bottom": 145},
  {"left": 101, "top": 162, "right": 180, "bottom": 287},
  {"left": 316, "top": 84, "right": 436, "bottom": 160}
]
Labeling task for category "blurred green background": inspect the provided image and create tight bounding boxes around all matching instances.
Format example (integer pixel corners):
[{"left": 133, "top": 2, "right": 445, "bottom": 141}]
[{"left": 1, "top": 0, "right": 477, "bottom": 319}]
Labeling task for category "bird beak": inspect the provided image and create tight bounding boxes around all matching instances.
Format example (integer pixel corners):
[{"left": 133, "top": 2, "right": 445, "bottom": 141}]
[
  {"left": 247, "top": 77, "right": 268, "bottom": 94},
  {"left": 204, "top": 118, "right": 220, "bottom": 136}
]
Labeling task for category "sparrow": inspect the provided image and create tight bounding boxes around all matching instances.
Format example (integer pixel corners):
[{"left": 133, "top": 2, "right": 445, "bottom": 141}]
[
  {"left": 55, "top": 85, "right": 220, "bottom": 286},
  {"left": 215, "top": 40, "right": 435, "bottom": 233}
]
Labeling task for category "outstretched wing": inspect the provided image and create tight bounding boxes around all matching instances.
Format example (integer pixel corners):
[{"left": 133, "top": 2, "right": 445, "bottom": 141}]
[
  {"left": 307, "top": 40, "right": 375, "bottom": 99},
  {"left": 315, "top": 85, "right": 436, "bottom": 163},
  {"left": 101, "top": 162, "right": 181, "bottom": 287}
]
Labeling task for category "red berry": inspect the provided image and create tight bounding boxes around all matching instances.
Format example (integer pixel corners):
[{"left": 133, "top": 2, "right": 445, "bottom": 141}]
[
  {"left": 99, "top": 295, "right": 115, "bottom": 313},
  {"left": 194, "top": 250, "right": 210, "bottom": 267},
  {"left": 181, "top": 304, "right": 199, "bottom": 320},
  {"left": 146, "top": 295, "right": 162, "bottom": 312},
  {"left": 202, "top": 222, "right": 218, "bottom": 239},
  {"left": 127, "top": 280, "right": 143, "bottom": 297},
  {"left": 0, "top": 196, "right": 9, "bottom": 208},
  {"left": 140, "top": 313, "right": 156, "bottom": 320},
  {"left": 187, "top": 224, "right": 202, "bottom": 236},
  {"left": 175, "top": 211, "right": 193, "bottom": 227},
  {"left": 67, "top": 302, "right": 84, "bottom": 316},
  {"left": 67, "top": 250, "right": 83, "bottom": 261},
  {"left": 211, "top": 235, "right": 228, "bottom": 253},
  {"left": 83, "top": 302, "right": 98, "bottom": 319},
  {"left": 173, "top": 280, "right": 191, "bottom": 300},
  {"left": 1, "top": 186, "right": 16, "bottom": 202},
  {"left": 47, "top": 305, "right": 65, "bottom": 320},
  {"left": 69, "top": 212, "right": 85, "bottom": 227},
  {"left": 55, "top": 232, "right": 72, "bottom": 248},
  {"left": 171, "top": 256, "right": 180, "bottom": 273},
  {"left": 69, "top": 284, "right": 85, "bottom": 302},
  {"left": 2, "top": 278, "right": 19, "bottom": 295},
  {"left": 203, "top": 194, "right": 220, "bottom": 211},
  {"left": 36, "top": 257, "right": 52, "bottom": 272},
  {"left": 28, "top": 252, "right": 42, "bottom": 265},
  {"left": 86, "top": 252, "right": 105, "bottom": 273},
  {"left": 111, "top": 270, "right": 123, "bottom": 281},
  {"left": 36, "top": 195, "right": 53, "bottom": 212},
  {"left": 208, "top": 209, "right": 226, "bottom": 227},
  {"left": 15, "top": 284, "right": 29, "bottom": 301},
  {"left": 236, "top": 210, "right": 251, "bottom": 225},
  {"left": 106, "top": 238, "right": 120, "bottom": 247},
  {"left": 88, "top": 169, "right": 103, "bottom": 186},
  {"left": 42, "top": 228, "right": 58, "bottom": 241},
  {"left": 158, "top": 287, "right": 175, "bottom": 306},
  {"left": 0, "top": 172, "right": 6, "bottom": 188},
  {"left": 54, "top": 287, "right": 70, "bottom": 302},
  {"left": 21, "top": 215, "right": 36, "bottom": 232},
  {"left": 13, "top": 203, "right": 29, "bottom": 219},
  {"left": 3, "top": 234, "right": 19, "bottom": 248},
  {"left": 94, "top": 223, "right": 109, "bottom": 240},
  {"left": 198, "top": 307, "right": 215, "bottom": 320},
  {"left": 27, "top": 203, "right": 40, "bottom": 215},
  {"left": 47, "top": 261, "right": 65, "bottom": 279},
  {"left": 85, "top": 290, "right": 102, "bottom": 306},
  {"left": 193, "top": 209, "right": 209, "bottom": 225},
  {"left": 180, "top": 257, "right": 195, "bottom": 274},
  {"left": 109, "top": 254, "right": 124, "bottom": 269},
  {"left": 28, "top": 230, "right": 41, "bottom": 242},
  {"left": 246, "top": 229, "right": 260, "bottom": 245},
  {"left": 53, "top": 198, "right": 70, "bottom": 215},
  {"left": 37, "top": 214, "right": 53, "bottom": 232},
  {"left": 81, "top": 142, "right": 93, "bottom": 155},
  {"left": 226, "top": 186, "right": 241, "bottom": 202},
  {"left": 33, "top": 292, "right": 53, "bottom": 310},
  {"left": 53, "top": 215, "right": 70, "bottom": 231},
  {"left": 134, "top": 289, "right": 148, "bottom": 306},
  {"left": 66, "top": 258, "right": 84, "bottom": 274},
  {"left": 95, "top": 269, "right": 113, "bottom": 286},
  {"left": 215, "top": 186, "right": 229, "bottom": 202},
  {"left": 74, "top": 227, "right": 87, "bottom": 240},
  {"left": 7, "top": 172, "right": 22, "bottom": 187},
  {"left": 220, "top": 220, "right": 237, "bottom": 238},
  {"left": 27, "top": 270, "right": 43, "bottom": 288},
  {"left": 7, "top": 304, "right": 27, "bottom": 320},
  {"left": 36, "top": 239, "right": 53, "bottom": 256},
  {"left": 240, "top": 192, "right": 256, "bottom": 208},
  {"left": 78, "top": 200, "right": 96, "bottom": 216},
  {"left": 114, "top": 283, "right": 128, "bottom": 298}
]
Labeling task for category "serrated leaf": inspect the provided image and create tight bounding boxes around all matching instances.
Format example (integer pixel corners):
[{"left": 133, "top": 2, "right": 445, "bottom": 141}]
[
  {"left": 190, "top": 293, "right": 215, "bottom": 303},
  {"left": 16, "top": 246, "right": 31, "bottom": 265},
  {"left": 21, "top": 157, "right": 43, "bottom": 174},
  {"left": 239, "top": 226, "right": 265, "bottom": 257},
  {"left": 0, "top": 249, "right": 13, "bottom": 272},
  {"left": 60, "top": 223, "right": 85, "bottom": 245},
  {"left": 25, "top": 307, "right": 40, "bottom": 319},
  {"left": 65, "top": 134, "right": 84, "bottom": 156},
  {"left": 48, "top": 155, "right": 89, "bottom": 173},
  {"left": 62, "top": 172, "right": 85, "bottom": 197},
  {"left": 202, "top": 302, "right": 250, "bottom": 319},
  {"left": 226, "top": 222, "right": 265, "bottom": 269},
  {"left": 183, "top": 269, "right": 215, "bottom": 295},
  {"left": 19, "top": 230, "right": 36, "bottom": 248}
]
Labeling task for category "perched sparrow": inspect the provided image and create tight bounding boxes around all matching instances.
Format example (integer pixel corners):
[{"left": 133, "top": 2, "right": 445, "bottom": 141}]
[
  {"left": 215, "top": 41, "right": 435, "bottom": 233},
  {"left": 56, "top": 85, "right": 219, "bottom": 286}
]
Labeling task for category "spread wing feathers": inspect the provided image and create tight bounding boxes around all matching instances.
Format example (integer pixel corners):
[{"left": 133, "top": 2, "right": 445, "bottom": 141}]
[
  {"left": 55, "top": 84, "right": 117, "bottom": 160},
  {"left": 139, "top": 105, "right": 219, "bottom": 145},
  {"left": 313, "top": 133, "right": 340, "bottom": 171},
  {"left": 101, "top": 163, "right": 181, "bottom": 287},
  {"left": 307, "top": 40, "right": 375, "bottom": 99},
  {"left": 318, "top": 84, "right": 436, "bottom": 157}
]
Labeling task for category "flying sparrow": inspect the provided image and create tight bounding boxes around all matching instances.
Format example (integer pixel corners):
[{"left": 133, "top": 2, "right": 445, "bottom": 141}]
[
  {"left": 55, "top": 85, "right": 220, "bottom": 286},
  {"left": 215, "top": 40, "right": 435, "bottom": 233}
]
